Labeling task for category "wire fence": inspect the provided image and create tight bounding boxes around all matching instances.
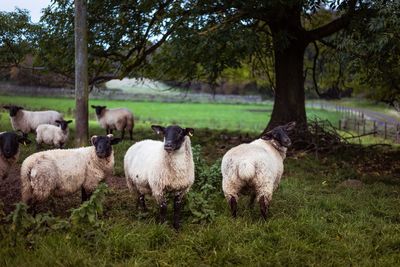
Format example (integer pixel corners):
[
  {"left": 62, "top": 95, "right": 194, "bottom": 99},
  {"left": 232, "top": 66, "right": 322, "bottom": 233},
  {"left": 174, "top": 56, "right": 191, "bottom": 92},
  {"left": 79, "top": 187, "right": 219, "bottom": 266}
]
[{"left": 309, "top": 103, "right": 400, "bottom": 143}]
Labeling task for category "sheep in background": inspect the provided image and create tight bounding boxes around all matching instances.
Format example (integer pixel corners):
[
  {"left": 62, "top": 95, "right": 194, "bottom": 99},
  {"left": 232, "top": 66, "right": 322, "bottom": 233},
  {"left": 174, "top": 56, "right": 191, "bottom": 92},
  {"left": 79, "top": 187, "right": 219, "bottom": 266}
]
[
  {"left": 221, "top": 122, "right": 296, "bottom": 219},
  {"left": 36, "top": 119, "right": 73, "bottom": 149},
  {"left": 91, "top": 105, "right": 134, "bottom": 140},
  {"left": 124, "top": 125, "right": 195, "bottom": 230},
  {"left": 0, "top": 131, "right": 31, "bottom": 180},
  {"left": 20, "top": 134, "right": 121, "bottom": 209},
  {"left": 3, "top": 105, "right": 63, "bottom": 137}
]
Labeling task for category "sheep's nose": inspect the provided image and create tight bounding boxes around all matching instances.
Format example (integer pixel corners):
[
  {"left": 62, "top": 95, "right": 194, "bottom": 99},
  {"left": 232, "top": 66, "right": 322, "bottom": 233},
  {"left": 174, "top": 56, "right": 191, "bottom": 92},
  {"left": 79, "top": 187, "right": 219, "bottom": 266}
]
[{"left": 164, "top": 143, "right": 174, "bottom": 152}]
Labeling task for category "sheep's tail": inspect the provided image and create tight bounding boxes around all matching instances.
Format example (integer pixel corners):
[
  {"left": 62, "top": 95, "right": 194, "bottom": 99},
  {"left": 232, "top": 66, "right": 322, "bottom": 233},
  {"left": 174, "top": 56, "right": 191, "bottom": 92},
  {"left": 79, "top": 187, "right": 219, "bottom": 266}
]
[
  {"left": 237, "top": 160, "right": 256, "bottom": 180},
  {"left": 20, "top": 161, "right": 34, "bottom": 204}
]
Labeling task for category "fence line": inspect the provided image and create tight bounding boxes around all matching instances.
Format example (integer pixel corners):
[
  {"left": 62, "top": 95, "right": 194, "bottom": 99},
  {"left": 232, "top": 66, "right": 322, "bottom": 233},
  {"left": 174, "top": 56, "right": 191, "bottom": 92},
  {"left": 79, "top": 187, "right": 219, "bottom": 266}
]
[{"left": 309, "top": 102, "right": 400, "bottom": 143}]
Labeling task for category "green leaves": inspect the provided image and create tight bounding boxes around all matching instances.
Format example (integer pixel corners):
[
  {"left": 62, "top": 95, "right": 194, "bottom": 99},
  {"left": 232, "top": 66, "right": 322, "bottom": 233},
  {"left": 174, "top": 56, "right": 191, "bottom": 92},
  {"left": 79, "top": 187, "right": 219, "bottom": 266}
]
[{"left": 70, "top": 183, "right": 110, "bottom": 226}]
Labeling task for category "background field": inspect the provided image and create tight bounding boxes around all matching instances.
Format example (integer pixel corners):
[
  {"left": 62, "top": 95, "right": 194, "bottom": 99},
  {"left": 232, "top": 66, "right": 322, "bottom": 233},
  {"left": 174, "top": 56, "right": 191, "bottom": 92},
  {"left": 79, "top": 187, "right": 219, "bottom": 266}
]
[
  {"left": 0, "top": 95, "right": 399, "bottom": 266},
  {"left": 0, "top": 95, "right": 343, "bottom": 133}
]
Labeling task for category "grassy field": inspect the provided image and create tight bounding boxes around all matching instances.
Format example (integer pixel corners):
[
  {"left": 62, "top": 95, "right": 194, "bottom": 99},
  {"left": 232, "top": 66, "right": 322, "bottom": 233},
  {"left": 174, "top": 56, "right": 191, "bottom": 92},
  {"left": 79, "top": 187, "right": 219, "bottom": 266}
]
[
  {"left": 0, "top": 95, "right": 399, "bottom": 266},
  {"left": 0, "top": 95, "right": 343, "bottom": 133}
]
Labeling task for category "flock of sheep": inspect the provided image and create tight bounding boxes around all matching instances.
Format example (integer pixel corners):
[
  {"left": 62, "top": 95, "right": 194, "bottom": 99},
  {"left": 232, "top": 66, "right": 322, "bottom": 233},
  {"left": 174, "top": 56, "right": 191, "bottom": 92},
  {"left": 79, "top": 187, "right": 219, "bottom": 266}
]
[{"left": 0, "top": 104, "right": 295, "bottom": 230}]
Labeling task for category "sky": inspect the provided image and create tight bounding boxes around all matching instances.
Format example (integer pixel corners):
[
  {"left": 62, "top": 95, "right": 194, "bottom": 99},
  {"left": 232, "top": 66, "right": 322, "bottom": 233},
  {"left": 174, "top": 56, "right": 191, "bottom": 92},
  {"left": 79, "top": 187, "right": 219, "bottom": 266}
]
[{"left": 0, "top": 0, "right": 52, "bottom": 22}]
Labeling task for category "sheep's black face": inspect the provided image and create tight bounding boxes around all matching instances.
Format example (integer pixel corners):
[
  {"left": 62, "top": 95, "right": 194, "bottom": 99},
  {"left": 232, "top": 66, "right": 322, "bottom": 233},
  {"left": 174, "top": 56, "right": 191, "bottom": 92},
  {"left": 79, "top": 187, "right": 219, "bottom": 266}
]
[
  {"left": 91, "top": 134, "right": 121, "bottom": 158},
  {"left": 56, "top": 119, "right": 73, "bottom": 131},
  {"left": 91, "top": 105, "right": 107, "bottom": 116},
  {"left": 151, "top": 125, "right": 194, "bottom": 153},
  {"left": 261, "top": 122, "right": 296, "bottom": 148},
  {"left": 3, "top": 105, "right": 23, "bottom": 117},
  {"left": 0, "top": 132, "right": 30, "bottom": 158}
]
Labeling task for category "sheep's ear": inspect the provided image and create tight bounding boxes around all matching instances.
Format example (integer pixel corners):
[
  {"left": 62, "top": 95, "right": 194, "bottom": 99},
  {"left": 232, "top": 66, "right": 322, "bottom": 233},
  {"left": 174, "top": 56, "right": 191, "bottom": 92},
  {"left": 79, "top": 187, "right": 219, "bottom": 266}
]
[
  {"left": 185, "top": 128, "right": 194, "bottom": 137},
  {"left": 91, "top": 135, "right": 98, "bottom": 145},
  {"left": 261, "top": 132, "right": 274, "bottom": 141},
  {"left": 66, "top": 120, "right": 73, "bottom": 124},
  {"left": 91, "top": 105, "right": 97, "bottom": 109},
  {"left": 102, "top": 106, "right": 107, "bottom": 109},
  {"left": 55, "top": 120, "right": 61, "bottom": 124},
  {"left": 284, "top": 121, "right": 296, "bottom": 131},
  {"left": 111, "top": 138, "right": 121, "bottom": 145},
  {"left": 151, "top": 125, "right": 165, "bottom": 135},
  {"left": 3, "top": 105, "right": 10, "bottom": 109}
]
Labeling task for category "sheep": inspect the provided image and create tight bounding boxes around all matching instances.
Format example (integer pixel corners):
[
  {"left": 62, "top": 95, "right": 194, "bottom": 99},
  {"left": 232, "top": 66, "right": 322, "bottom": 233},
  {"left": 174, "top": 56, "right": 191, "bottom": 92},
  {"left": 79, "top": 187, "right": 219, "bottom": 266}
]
[
  {"left": 91, "top": 105, "right": 134, "bottom": 140},
  {"left": 36, "top": 119, "right": 73, "bottom": 149},
  {"left": 124, "top": 124, "right": 195, "bottom": 230},
  {"left": 3, "top": 105, "right": 63, "bottom": 137},
  {"left": 20, "top": 134, "right": 121, "bottom": 209},
  {"left": 221, "top": 122, "right": 296, "bottom": 220},
  {"left": 0, "top": 131, "right": 31, "bottom": 180}
]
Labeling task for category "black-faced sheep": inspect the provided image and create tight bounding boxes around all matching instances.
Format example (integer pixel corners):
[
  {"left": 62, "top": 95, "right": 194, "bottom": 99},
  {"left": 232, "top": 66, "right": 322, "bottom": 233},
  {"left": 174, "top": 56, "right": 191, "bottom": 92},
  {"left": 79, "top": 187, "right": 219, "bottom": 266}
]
[
  {"left": 0, "top": 131, "right": 31, "bottom": 179},
  {"left": 221, "top": 122, "right": 296, "bottom": 219},
  {"left": 91, "top": 105, "right": 134, "bottom": 140},
  {"left": 20, "top": 134, "right": 121, "bottom": 209},
  {"left": 124, "top": 125, "right": 195, "bottom": 230},
  {"left": 3, "top": 105, "right": 63, "bottom": 137},
  {"left": 36, "top": 119, "right": 73, "bottom": 149}
]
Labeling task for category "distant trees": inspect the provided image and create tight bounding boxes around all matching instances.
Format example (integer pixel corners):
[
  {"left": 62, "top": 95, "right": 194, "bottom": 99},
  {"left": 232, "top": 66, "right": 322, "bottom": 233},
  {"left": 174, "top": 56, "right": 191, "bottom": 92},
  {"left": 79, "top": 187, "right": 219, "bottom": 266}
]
[{"left": 0, "top": 9, "right": 38, "bottom": 80}]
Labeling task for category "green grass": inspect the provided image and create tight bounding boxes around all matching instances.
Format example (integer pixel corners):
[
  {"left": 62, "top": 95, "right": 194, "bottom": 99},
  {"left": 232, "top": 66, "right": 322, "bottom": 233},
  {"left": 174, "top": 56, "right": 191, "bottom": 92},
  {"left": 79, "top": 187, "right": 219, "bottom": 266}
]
[
  {"left": 1, "top": 95, "right": 399, "bottom": 266},
  {"left": 1, "top": 145, "right": 399, "bottom": 266},
  {"left": 0, "top": 95, "right": 342, "bottom": 133}
]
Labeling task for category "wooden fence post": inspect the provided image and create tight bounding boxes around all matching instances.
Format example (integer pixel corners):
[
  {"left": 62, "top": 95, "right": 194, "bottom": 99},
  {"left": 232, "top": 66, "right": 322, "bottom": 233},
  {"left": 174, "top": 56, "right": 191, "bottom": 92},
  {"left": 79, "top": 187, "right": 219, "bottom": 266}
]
[{"left": 373, "top": 121, "right": 377, "bottom": 136}]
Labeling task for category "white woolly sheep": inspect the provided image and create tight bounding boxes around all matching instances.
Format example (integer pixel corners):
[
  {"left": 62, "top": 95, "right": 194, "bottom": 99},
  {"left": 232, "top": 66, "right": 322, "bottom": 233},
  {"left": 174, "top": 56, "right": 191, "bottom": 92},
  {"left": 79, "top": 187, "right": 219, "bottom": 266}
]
[
  {"left": 0, "top": 131, "right": 31, "bottom": 180},
  {"left": 3, "top": 105, "right": 63, "bottom": 136},
  {"left": 124, "top": 125, "right": 195, "bottom": 230},
  {"left": 221, "top": 122, "right": 296, "bottom": 219},
  {"left": 36, "top": 119, "right": 73, "bottom": 149},
  {"left": 20, "top": 134, "right": 121, "bottom": 209},
  {"left": 91, "top": 105, "right": 134, "bottom": 140}
]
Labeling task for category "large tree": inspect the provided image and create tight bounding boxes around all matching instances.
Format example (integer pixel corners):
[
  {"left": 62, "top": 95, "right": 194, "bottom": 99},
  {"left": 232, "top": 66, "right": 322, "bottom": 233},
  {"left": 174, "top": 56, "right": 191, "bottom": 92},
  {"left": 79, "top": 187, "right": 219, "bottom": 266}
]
[{"left": 148, "top": 0, "right": 374, "bottom": 130}]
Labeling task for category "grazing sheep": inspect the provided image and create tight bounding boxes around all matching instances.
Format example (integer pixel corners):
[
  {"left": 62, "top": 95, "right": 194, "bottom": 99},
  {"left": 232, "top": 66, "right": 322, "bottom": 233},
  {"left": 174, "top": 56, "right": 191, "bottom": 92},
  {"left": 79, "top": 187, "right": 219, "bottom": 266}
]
[
  {"left": 0, "top": 131, "right": 31, "bottom": 180},
  {"left": 20, "top": 134, "right": 121, "bottom": 208},
  {"left": 221, "top": 122, "right": 296, "bottom": 219},
  {"left": 36, "top": 119, "right": 73, "bottom": 149},
  {"left": 91, "top": 105, "right": 134, "bottom": 140},
  {"left": 124, "top": 125, "right": 195, "bottom": 230},
  {"left": 3, "top": 105, "right": 63, "bottom": 137}
]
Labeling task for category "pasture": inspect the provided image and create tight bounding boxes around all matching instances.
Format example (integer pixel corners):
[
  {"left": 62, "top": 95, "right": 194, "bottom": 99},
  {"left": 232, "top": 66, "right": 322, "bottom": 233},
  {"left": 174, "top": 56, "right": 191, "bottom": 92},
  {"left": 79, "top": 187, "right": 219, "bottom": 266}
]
[{"left": 0, "top": 95, "right": 399, "bottom": 266}]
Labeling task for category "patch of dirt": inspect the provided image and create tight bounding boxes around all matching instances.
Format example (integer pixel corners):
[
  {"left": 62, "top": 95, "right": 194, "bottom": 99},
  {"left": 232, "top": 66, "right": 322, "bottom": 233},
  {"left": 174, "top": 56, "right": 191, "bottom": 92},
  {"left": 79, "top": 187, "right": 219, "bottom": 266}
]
[{"left": 0, "top": 164, "right": 128, "bottom": 215}]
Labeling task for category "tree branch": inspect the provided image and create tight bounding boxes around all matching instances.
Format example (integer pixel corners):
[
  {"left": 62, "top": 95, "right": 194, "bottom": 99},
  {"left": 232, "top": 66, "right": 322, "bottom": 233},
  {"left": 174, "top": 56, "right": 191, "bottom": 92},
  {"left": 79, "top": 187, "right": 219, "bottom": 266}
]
[{"left": 307, "top": 0, "right": 358, "bottom": 41}]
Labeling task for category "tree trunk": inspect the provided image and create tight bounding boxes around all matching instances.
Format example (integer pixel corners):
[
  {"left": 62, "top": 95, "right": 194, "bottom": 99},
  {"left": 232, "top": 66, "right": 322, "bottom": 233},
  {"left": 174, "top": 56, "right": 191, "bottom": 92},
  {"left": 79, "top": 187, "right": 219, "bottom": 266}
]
[
  {"left": 265, "top": 37, "right": 307, "bottom": 132},
  {"left": 74, "top": 0, "right": 89, "bottom": 146}
]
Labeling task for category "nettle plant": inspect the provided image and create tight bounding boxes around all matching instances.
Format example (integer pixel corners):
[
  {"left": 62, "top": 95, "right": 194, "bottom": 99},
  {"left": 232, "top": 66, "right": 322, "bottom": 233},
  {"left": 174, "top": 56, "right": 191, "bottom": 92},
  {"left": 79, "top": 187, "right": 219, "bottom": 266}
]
[{"left": 185, "top": 145, "right": 222, "bottom": 223}]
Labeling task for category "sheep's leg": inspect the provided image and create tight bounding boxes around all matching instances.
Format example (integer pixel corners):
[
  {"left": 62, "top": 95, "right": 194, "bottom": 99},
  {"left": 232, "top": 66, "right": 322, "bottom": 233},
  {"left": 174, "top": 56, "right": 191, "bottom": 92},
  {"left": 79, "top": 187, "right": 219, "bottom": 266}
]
[
  {"left": 259, "top": 195, "right": 270, "bottom": 220},
  {"left": 138, "top": 194, "right": 147, "bottom": 212},
  {"left": 35, "top": 142, "right": 41, "bottom": 151},
  {"left": 173, "top": 194, "right": 183, "bottom": 230},
  {"left": 59, "top": 142, "right": 64, "bottom": 149},
  {"left": 159, "top": 198, "right": 167, "bottom": 224},
  {"left": 129, "top": 129, "right": 133, "bottom": 140},
  {"left": 120, "top": 129, "right": 125, "bottom": 140},
  {"left": 229, "top": 196, "right": 238, "bottom": 218},
  {"left": 81, "top": 187, "right": 91, "bottom": 203}
]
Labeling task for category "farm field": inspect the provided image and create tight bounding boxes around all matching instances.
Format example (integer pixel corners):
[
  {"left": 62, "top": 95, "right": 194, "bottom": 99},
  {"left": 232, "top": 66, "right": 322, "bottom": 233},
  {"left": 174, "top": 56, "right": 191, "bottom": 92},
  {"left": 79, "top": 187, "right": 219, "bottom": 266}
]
[
  {"left": 0, "top": 95, "right": 343, "bottom": 133},
  {"left": 0, "top": 95, "right": 399, "bottom": 266}
]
